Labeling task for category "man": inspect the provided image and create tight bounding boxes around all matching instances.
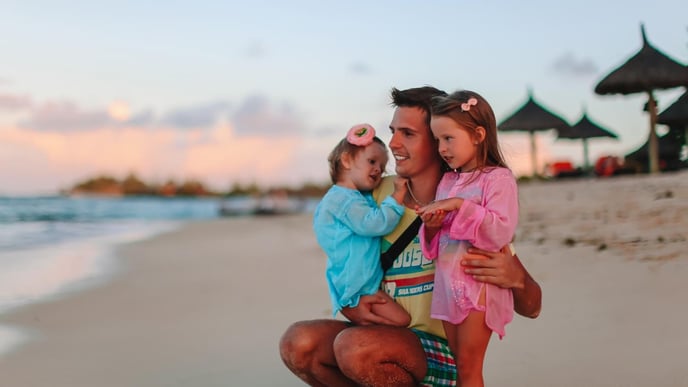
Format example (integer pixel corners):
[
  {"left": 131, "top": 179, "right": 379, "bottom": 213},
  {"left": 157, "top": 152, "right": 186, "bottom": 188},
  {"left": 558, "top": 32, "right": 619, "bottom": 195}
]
[{"left": 280, "top": 86, "right": 541, "bottom": 386}]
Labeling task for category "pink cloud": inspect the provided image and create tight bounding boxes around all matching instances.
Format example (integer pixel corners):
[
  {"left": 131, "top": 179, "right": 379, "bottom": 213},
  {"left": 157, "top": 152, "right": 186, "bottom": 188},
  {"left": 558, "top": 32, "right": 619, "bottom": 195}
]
[
  {"left": 0, "top": 94, "right": 32, "bottom": 111},
  {"left": 0, "top": 120, "right": 328, "bottom": 194}
]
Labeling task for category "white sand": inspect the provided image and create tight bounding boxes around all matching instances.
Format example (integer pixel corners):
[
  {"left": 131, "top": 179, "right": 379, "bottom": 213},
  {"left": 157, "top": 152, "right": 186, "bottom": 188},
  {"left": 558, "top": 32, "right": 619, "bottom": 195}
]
[{"left": 1, "top": 171, "right": 687, "bottom": 386}]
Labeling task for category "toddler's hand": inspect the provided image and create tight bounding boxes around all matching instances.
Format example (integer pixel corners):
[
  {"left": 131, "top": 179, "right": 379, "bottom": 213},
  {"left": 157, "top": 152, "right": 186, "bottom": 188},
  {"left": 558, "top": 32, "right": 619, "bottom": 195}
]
[
  {"left": 393, "top": 176, "right": 408, "bottom": 194},
  {"left": 391, "top": 176, "right": 408, "bottom": 204}
]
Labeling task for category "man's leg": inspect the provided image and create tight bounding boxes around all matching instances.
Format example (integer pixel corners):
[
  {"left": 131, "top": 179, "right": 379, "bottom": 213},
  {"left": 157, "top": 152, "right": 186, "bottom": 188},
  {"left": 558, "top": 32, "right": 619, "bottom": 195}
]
[
  {"left": 334, "top": 325, "right": 428, "bottom": 387},
  {"left": 279, "top": 319, "right": 357, "bottom": 387}
]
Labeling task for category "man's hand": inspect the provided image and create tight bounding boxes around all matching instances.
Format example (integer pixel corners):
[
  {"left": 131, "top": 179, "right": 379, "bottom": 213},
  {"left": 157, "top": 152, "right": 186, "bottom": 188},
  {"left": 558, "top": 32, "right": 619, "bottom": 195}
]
[
  {"left": 462, "top": 245, "right": 542, "bottom": 318},
  {"left": 461, "top": 246, "right": 526, "bottom": 290},
  {"left": 340, "top": 294, "right": 390, "bottom": 325}
]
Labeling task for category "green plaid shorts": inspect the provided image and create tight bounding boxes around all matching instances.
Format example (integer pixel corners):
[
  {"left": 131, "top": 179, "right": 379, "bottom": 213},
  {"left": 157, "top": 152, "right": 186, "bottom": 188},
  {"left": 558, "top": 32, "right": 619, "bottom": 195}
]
[{"left": 412, "top": 328, "right": 457, "bottom": 386}]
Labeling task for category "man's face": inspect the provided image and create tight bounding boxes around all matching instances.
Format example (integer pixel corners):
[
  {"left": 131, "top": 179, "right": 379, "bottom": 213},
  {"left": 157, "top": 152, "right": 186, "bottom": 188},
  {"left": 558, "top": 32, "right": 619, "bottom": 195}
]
[{"left": 388, "top": 106, "right": 441, "bottom": 178}]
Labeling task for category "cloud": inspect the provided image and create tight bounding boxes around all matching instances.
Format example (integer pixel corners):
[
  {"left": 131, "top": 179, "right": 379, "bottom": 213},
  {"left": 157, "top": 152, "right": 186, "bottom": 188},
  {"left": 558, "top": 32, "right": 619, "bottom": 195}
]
[
  {"left": 18, "top": 99, "right": 156, "bottom": 132},
  {"left": 231, "top": 95, "right": 305, "bottom": 137},
  {"left": 19, "top": 101, "right": 112, "bottom": 131},
  {"left": 0, "top": 93, "right": 32, "bottom": 111},
  {"left": 349, "top": 62, "right": 372, "bottom": 75},
  {"left": 244, "top": 40, "right": 265, "bottom": 58},
  {"left": 161, "top": 101, "right": 231, "bottom": 129},
  {"left": 125, "top": 109, "right": 155, "bottom": 127},
  {"left": 551, "top": 53, "right": 598, "bottom": 78},
  {"left": 14, "top": 95, "right": 308, "bottom": 135}
]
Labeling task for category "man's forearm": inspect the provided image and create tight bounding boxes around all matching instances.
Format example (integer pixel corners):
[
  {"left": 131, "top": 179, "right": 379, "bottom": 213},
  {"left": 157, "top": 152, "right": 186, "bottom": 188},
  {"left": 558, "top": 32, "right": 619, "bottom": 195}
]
[{"left": 512, "top": 255, "right": 542, "bottom": 318}]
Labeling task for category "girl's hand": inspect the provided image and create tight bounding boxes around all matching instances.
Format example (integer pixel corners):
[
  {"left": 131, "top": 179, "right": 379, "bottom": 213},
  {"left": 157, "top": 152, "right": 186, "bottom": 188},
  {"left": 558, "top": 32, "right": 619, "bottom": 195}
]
[
  {"left": 419, "top": 209, "right": 445, "bottom": 229},
  {"left": 416, "top": 198, "right": 462, "bottom": 216}
]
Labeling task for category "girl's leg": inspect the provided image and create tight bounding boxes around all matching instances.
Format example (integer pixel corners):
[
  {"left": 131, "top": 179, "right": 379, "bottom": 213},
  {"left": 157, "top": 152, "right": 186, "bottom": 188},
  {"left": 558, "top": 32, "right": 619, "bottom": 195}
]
[
  {"left": 370, "top": 290, "right": 412, "bottom": 327},
  {"left": 443, "top": 288, "right": 492, "bottom": 387}
]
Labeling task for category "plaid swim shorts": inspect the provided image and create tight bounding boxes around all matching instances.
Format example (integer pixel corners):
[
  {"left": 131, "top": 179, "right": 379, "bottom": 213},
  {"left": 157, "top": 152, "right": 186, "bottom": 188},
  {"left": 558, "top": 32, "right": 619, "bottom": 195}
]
[{"left": 412, "top": 328, "right": 457, "bottom": 386}]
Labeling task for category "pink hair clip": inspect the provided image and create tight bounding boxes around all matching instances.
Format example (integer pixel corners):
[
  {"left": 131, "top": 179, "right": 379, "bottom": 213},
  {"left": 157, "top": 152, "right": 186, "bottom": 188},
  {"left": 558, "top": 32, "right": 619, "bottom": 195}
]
[
  {"left": 461, "top": 97, "right": 478, "bottom": 112},
  {"left": 346, "top": 123, "right": 376, "bottom": 146}
]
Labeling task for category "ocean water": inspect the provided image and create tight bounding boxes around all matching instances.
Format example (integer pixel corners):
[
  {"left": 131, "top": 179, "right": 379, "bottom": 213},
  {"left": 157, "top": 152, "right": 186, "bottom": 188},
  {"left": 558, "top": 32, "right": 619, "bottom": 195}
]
[
  {"left": 0, "top": 195, "right": 232, "bottom": 356},
  {"left": 0, "top": 195, "right": 228, "bottom": 313},
  {"left": 0, "top": 194, "right": 319, "bottom": 357}
]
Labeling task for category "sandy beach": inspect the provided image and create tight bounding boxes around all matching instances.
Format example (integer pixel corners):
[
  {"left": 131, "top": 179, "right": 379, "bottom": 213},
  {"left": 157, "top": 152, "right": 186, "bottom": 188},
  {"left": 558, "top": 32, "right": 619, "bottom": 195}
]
[{"left": 1, "top": 171, "right": 687, "bottom": 386}]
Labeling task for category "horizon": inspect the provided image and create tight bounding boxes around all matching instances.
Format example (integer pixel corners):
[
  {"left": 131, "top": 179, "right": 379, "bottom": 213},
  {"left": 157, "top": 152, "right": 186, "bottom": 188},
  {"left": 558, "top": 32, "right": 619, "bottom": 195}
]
[{"left": 1, "top": 1, "right": 687, "bottom": 195}]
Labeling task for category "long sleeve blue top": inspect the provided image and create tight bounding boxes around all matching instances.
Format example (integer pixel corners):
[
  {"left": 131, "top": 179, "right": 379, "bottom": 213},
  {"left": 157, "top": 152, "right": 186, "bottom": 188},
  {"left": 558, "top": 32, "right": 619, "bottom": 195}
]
[{"left": 313, "top": 185, "right": 404, "bottom": 316}]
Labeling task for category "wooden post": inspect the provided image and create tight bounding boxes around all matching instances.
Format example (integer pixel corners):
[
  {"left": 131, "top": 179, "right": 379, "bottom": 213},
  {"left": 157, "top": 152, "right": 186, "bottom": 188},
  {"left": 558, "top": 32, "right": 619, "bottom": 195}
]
[
  {"left": 647, "top": 91, "right": 660, "bottom": 174},
  {"left": 530, "top": 130, "right": 538, "bottom": 176}
]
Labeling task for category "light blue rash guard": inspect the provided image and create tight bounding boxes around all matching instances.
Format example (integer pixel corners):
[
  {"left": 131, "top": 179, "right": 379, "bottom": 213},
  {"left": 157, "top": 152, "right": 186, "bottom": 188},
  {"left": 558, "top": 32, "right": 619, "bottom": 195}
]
[{"left": 313, "top": 184, "right": 404, "bottom": 316}]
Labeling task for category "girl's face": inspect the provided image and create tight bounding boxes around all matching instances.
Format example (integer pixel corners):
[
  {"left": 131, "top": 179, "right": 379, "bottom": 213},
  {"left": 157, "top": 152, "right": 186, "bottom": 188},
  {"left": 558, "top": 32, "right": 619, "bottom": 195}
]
[
  {"left": 430, "top": 116, "right": 479, "bottom": 171},
  {"left": 340, "top": 142, "right": 388, "bottom": 192}
]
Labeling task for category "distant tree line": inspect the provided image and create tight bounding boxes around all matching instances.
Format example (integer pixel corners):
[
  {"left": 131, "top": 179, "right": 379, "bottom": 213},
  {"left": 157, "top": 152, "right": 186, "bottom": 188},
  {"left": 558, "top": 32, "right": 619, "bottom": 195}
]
[{"left": 64, "top": 173, "right": 331, "bottom": 198}]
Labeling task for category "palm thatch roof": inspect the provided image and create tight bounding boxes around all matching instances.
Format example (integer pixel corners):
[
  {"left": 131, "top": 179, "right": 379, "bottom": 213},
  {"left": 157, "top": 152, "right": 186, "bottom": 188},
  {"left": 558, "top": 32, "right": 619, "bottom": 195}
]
[
  {"left": 498, "top": 92, "right": 569, "bottom": 132},
  {"left": 595, "top": 26, "right": 688, "bottom": 95},
  {"left": 557, "top": 112, "right": 618, "bottom": 171},
  {"left": 498, "top": 90, "right": 570, "bottom": 175},
  {"left": 557, "top": 113, "right": 618, "bottom": 140},
  {"left": 625, "top": 126, "right": 687, "bottom": 171},
  {"left": 594, "top": 24, "right": 688, "bottom": 174},
  {"left": 658, "top": 90, "right": 688, "bottom": 125}
]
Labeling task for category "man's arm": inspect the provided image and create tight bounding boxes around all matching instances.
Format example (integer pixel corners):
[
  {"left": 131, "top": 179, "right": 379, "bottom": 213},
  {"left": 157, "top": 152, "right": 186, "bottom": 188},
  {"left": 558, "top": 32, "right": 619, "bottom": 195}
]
[
  {"left": 461, "top": 246, "right": 542, "bottom": 318},
  {"left": 507, "top": 254, "right": 542, "bottom": 318}
]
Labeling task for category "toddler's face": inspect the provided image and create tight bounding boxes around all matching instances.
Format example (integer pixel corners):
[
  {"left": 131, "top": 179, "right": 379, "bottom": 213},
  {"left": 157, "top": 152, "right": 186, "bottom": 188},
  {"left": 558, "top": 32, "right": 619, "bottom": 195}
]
[{"left": 348, "top": 142, "right": 388, "bottom": 192}]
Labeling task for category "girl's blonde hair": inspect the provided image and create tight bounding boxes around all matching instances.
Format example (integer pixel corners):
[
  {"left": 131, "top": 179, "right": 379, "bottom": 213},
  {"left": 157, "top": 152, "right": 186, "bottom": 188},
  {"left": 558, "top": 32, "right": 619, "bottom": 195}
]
[
  {"left": 327, "top": 136, "right": 386, "bottom": 184},
  {"left": 430, "top": 90, "right": 509, "bottom": 175}
]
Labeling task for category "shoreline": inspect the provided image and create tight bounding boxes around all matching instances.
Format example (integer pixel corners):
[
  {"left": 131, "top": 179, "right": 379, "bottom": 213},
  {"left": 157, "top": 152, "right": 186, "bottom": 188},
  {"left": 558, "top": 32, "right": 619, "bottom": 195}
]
[
  {"left": 0, "top": 215, "right": 322, "bottom": 387},
  {"left": 0, "top": 220, "right": 184, "bottom": 357}
]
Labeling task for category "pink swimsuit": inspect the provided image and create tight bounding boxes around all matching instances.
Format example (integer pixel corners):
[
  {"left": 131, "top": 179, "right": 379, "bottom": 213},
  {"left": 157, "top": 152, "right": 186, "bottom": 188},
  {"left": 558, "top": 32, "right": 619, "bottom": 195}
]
[{"left": 420, "top": 167, "right": 518, "bottom": 338}]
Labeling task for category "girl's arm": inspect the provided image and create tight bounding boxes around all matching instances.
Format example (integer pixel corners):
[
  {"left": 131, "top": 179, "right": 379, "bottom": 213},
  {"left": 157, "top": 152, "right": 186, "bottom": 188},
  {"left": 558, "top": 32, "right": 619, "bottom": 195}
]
[
  {"left": 419, "top": 223, "right": 440, "bottom": 260},
  {"left": 416, "top": 200, "right": 458, "bottom": 260},
  {"left": 342, "top": 195, "right": 404, "bottom": 237},
  {"left": 449, "top": 170, "right": 518, "bottom": 251}
]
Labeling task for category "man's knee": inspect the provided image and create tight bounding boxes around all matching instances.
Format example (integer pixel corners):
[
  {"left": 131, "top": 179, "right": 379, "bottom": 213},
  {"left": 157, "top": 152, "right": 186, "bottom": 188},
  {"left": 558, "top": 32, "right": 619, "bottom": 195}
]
[
  {"left": 334, "top": 327, "right": 424, "bottom": 386},
  {"left": 279, "top": 322, "right": 319, "bottom": 370},
  {"left": 333, "top": 328, "right": 378, "bottom": 376}
]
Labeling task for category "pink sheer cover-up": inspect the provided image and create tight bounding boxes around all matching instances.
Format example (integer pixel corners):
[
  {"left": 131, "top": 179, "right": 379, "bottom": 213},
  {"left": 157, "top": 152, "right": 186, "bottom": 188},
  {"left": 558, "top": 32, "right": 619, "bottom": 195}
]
[{"left": 420, "top": 167, "right": 518, "bottom": 338}]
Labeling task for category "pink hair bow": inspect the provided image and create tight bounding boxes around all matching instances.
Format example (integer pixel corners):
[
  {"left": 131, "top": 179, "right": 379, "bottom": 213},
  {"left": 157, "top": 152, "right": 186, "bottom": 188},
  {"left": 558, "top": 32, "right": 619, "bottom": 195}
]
[
  {"left": 461, "top": 97, "right": 478, "bottom": 112},
  {"left": 346, "top": 123, "right": 376, "bottom": 146}
]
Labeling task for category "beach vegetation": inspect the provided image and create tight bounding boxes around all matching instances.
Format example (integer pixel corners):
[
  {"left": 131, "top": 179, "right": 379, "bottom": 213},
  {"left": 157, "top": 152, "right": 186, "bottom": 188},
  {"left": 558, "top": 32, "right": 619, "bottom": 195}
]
[{"left": 65, "top": 174, "right": 332, "bottom": 198}]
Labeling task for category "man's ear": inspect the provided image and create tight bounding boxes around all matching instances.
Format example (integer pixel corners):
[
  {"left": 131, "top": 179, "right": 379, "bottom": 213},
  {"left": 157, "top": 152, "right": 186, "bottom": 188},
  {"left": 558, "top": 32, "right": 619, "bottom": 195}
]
[
  {"left": 475, "top": 126, "right": 486, "bottom": 144},
  {"left": 340, "top": 152, "right": 353, "bottom": 169}
]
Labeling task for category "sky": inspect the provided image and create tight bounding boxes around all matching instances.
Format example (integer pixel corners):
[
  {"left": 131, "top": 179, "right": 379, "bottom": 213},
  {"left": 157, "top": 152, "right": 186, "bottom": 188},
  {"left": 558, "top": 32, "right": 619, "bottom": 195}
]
[{"left": 1, "top": 0, "right": 687, "bottom": 195}]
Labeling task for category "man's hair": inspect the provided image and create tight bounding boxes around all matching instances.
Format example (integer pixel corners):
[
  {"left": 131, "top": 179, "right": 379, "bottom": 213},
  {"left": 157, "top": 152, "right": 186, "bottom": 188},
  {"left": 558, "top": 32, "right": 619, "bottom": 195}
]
[{"left": 390, "top": 86, "right": 447, "bottom": 127}]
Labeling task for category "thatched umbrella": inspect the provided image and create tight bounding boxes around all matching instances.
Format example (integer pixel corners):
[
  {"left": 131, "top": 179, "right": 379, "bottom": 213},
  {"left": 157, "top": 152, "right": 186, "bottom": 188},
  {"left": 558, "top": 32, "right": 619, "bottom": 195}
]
[
  {"left": 657, "top": 89, "right": 688, "bottom": 170},
  {"left": 557, "top": 111, "right": 618, "bottom": 171},
  {"left": 624, "top": 126, "right": 686, "bottom": 171},
  {"left": 498, "top": 90, "right": 570, "bottom": 175},
  {"left": 658, "top": 89, "right": 688, "bottom": 140},
  {"left": 594, "top": 24, "right": 688, "bottom": 173}
]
